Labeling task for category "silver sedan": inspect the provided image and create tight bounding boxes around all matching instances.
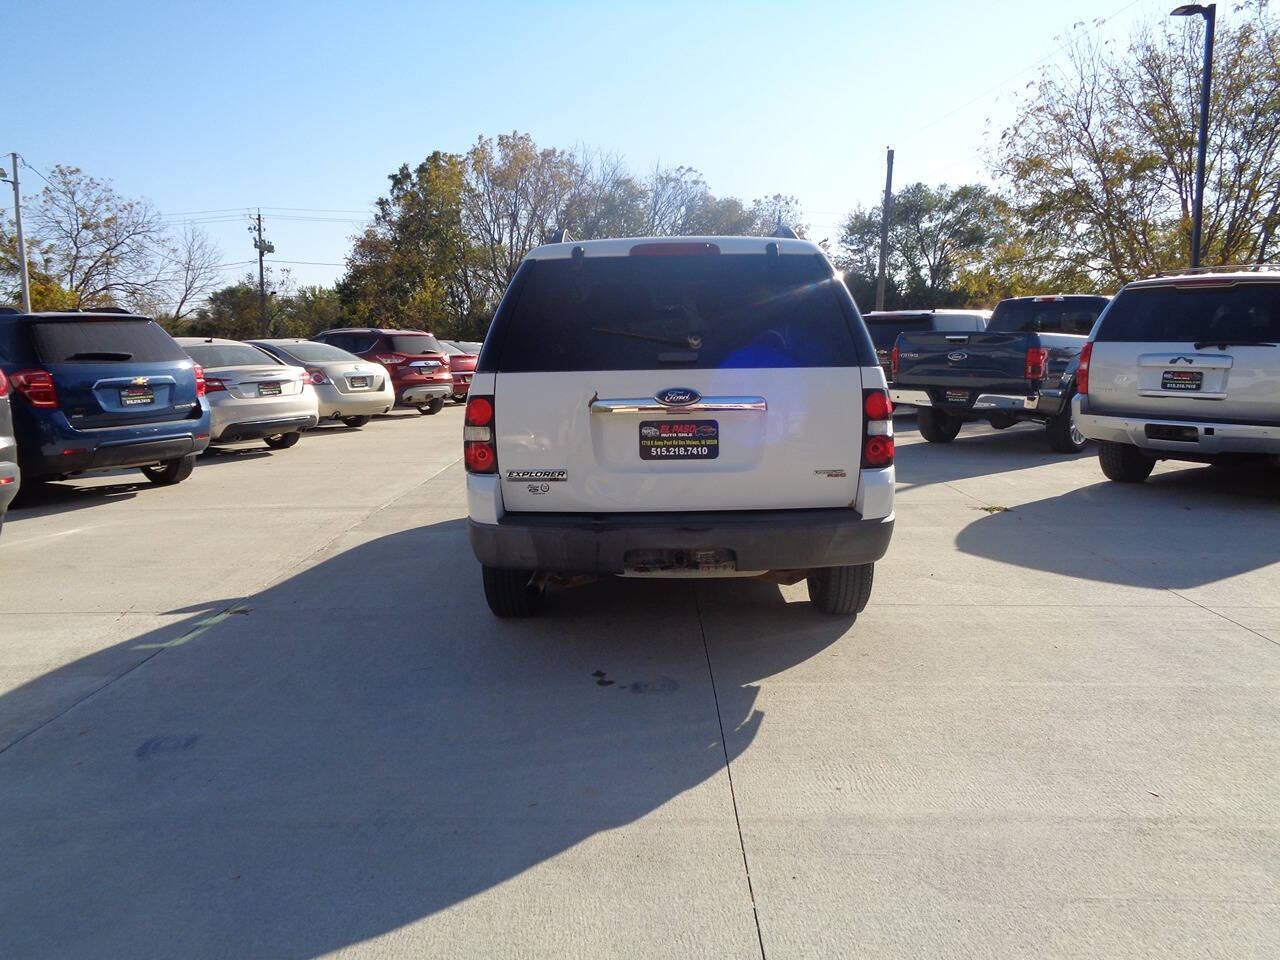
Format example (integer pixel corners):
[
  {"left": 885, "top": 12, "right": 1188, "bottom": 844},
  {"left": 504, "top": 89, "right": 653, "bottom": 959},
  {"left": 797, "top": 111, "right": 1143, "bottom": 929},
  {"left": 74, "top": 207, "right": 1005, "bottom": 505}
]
[
  {"left": 248, "top": 339, "right": 393, "bottom": 428},
  {"left": 177, "top": 338, "right": 319, "bottom": 450}
]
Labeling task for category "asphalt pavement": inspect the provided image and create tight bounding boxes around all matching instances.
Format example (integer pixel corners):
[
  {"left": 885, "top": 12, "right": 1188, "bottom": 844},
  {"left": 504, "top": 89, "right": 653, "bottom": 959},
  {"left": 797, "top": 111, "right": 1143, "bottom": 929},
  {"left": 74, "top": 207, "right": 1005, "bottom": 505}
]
[{"left": 1, "top": 407, "right": 1277, "bottom": 959}]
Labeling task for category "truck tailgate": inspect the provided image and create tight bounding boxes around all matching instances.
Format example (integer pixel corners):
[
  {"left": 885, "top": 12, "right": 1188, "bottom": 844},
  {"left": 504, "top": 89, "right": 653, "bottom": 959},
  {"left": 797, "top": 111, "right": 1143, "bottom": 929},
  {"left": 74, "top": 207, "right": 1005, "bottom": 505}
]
[{"left": 894, "top": 332, "right": 1031, "bottom": 400}]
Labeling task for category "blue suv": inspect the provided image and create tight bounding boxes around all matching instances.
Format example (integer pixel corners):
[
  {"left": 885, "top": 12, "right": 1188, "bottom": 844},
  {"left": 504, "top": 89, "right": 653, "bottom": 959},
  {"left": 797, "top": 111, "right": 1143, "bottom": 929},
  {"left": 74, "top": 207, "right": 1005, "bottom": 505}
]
[{"left": 0, "top": 309, "right": 211, "bottom": 488}]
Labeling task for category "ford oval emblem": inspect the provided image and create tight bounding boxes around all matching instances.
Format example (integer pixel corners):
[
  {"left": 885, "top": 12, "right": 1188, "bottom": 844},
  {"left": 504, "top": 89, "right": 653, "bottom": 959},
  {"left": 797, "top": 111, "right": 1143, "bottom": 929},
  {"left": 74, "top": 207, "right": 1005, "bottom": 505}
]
[
  {"left": 947, "top": 351, "right": 968, "bottom": 363},
  {"left": 655, "top": 387, "right": 700, "bottom": 406}
]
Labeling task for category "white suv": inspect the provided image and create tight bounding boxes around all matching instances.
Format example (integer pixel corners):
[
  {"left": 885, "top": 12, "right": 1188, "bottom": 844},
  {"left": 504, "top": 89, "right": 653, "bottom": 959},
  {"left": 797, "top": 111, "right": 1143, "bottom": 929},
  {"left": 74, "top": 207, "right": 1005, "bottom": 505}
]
[
  {"left": 463, "top": 236, "right": 896, "bottom": 617},
  {"left": 1075, "top": 267, "right": 1280, "bottom": 482}
]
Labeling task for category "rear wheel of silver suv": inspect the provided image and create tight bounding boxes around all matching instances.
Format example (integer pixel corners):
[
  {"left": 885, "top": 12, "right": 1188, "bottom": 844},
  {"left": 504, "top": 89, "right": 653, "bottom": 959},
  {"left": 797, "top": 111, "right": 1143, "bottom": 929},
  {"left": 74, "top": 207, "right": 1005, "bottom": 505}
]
[
  {"left": 807, "top": 563, "right": 874, "bottom": 616},
  {"left": 482, "top": 566, "right": 543, "bottom": 618},
  {"left": 1098, "top": 441, "right": 1156, "bottom": 483}
]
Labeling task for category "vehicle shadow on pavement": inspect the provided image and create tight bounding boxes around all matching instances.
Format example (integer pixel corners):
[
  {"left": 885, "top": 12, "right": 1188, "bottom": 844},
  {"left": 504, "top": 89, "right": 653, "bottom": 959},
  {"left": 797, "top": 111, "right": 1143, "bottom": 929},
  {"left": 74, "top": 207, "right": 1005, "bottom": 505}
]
[
  {"left": 5, "top": 479, "right": 143, "bottom": 522},
  {"left": 955, "top": 464, "right": 1280, "bottom": 588},
  {"left": 893, "top": 418, "right": 1093, "bottom": 488},
  {"left": 0, "top": 519, "right": 848, "bottom": 959}
]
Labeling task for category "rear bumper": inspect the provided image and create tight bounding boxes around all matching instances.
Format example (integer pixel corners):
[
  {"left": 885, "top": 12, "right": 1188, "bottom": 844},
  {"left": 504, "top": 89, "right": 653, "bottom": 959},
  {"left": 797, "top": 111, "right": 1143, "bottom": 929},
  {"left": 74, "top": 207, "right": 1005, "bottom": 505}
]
[
  {"left": 213, "top": 414, "right": 319, "bottom": 443},
  {"left": 313, "top": 383, "right": 395, "bottom": 419},
  {"left": 24, "top": 434, "right": 208, "bottom": 477},
  {"left": 1075, "top": 399, "right": 1280, "bottom": 456},
  {"left": 469, "top": 508, "right": 895, "bottom": 575},
  {"left": 891, "top": 387, "right": 1064, "bottom": 418},
  {"left": 399, "top": 384, "right": 452, "bottom": 404}
]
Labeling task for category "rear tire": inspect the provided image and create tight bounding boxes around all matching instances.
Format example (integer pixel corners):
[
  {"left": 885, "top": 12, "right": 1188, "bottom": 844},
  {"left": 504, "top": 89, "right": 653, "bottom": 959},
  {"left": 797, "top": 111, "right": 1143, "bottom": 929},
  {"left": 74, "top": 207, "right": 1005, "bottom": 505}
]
[
  {"left": 341, "top": 415, "right": 370, "bottom": 428},
  {"left": 1045, "top": 393, "right": 1088, "bottom": 453},
  {"left": 416, "top": 398, "right": 445, "bottom": 415},
  {"left": 482, "top": 566, "right": 543, "bottom": 618},
  {"left": 452, "top": 395, "right": 468, "bottom": 404},
  {"left": 141, "top": 454, "right": 196, "bottom": 486},
  {"left": 917, "top": 407, "right": 962, "bottom": 443},
  {"left": 1098, "top": 441, "right": 1155, "bottom": 483},
  {"left": 807, "top": 563, "right": 874, "bottom": 617},
  {"left": 264, "top": 432, "right": 301, "bottom": 450}
]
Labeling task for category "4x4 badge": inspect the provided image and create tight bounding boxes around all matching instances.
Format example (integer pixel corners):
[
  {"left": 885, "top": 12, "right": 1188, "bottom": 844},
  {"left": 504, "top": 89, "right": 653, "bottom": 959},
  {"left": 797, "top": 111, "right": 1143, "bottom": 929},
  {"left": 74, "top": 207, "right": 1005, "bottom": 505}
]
[{"left": 655, "top": 387, "right": 700, "bottom": 406}]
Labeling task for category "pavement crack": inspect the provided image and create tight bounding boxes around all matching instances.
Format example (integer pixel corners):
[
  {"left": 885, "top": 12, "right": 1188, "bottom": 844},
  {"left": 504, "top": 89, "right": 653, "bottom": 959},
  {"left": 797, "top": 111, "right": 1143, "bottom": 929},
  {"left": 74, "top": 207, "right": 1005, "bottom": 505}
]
[
  {"left": 1165, "top": 590, "right": 1280, "bottom": 648},
  {"left": 694, "top": 586, "right": 767, "bottom": 960}
]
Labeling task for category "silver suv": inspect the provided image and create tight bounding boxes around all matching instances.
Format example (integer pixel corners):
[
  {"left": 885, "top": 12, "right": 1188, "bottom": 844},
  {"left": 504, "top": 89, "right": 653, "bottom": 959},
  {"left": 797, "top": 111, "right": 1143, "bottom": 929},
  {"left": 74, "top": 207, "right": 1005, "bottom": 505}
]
[{"left": 1075, "top": 267, "right": 1280, "bottom": 482}]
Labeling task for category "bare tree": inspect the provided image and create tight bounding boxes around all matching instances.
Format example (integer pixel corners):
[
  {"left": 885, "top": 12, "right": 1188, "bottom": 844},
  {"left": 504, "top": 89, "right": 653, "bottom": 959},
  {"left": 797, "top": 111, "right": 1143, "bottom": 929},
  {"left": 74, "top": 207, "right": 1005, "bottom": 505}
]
[
  {"left": 30, "top": 165, "right": 169, "bottom": 307},
  {"left": 165, "top": 224, "right": 223, "bottom": 322}
]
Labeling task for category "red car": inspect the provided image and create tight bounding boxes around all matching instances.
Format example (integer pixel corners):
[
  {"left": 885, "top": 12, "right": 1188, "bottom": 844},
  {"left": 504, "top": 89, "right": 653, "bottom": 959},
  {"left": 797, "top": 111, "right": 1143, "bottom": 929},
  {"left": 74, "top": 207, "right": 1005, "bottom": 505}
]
[
  {"left": 442, "top": 341, "right": 479, "bottom": 403},
  {"left": 313, "top": 328, "right": 452, "bottom": 415}
]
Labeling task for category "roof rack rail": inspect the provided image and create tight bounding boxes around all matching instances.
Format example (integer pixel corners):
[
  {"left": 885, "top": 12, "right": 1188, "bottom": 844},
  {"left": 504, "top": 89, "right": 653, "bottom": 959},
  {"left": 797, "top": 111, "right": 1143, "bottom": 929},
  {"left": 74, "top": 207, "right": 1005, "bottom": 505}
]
[
  {"left": 1152, "top": 263, "right": 1280, "bottom": 278},
  {"left": 84, "top": 305, "right": 132, "bottom": 313}
]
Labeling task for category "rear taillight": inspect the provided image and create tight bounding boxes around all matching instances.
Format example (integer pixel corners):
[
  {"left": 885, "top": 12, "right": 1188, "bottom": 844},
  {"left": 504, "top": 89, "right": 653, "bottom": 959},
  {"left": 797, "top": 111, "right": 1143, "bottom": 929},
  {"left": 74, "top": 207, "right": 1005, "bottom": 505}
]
[
  {"left": 1077, "top": 342, "right": 1092, "bottom": 396},
  {"left": 1025, "top": 347, "right": 1049, "bottom": 382},
  {"left": 193, "top": 364, "right": 206, "bottom": 397},
  {"left": 11, "top": 369, "right": 58, "bottom": 408},
  {"left": 890, "top": 344, "right": 900, "bottom": 380},
  {"left": 464, "top": 394, "right": 497, "bottom": 474},
  {"left": 203, "top": 376, "right": 228, "bottom": 394},
  {"left": 0, "top": 368, "right": 8, "bottom": 398},
  {"left": 862, "top": 388, "right": 894, "bottom": 468}
]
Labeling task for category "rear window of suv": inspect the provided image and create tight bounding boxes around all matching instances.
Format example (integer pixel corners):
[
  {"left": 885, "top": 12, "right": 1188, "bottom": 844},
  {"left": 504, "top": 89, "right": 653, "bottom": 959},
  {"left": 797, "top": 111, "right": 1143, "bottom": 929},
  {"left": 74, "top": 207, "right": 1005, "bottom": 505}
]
[
  {"left": 484, "top": 253, "right": 865, "bottom": 371},
  {"left": 866, "top": 318, "right": 932, "bottom": 350},
  {"left": 987, "top": 298, "right": 1108, "bottom": 335},
  {"left": 1096, "top": 282, "right": 1280, "bottom": 342},
  {"left": 387, "top": 334, "right": 444, "bottom": 355},
  {"left": 32, "top": 319, "right": 187, "bottom": 364}
]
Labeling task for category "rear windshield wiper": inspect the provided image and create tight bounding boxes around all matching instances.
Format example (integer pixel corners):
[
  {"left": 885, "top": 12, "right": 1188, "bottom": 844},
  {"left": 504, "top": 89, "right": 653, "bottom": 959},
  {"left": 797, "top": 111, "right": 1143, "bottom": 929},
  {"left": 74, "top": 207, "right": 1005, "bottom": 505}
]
[
  {"left": 62, "top": 351, "right": 134, "bottom": 361},
  {"left": 1192, "top": 340, "right": 1277, "bottom": 350},
  {"left": 592, "top": 326, "right": 701, "bottom": 349}
]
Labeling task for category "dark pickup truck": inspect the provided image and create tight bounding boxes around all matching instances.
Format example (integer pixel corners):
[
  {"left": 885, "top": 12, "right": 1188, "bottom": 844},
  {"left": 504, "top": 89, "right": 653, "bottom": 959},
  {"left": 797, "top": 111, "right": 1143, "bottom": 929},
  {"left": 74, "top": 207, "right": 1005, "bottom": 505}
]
[{"left": 889, "top": 294, "right": 1110, "bottom": 452}]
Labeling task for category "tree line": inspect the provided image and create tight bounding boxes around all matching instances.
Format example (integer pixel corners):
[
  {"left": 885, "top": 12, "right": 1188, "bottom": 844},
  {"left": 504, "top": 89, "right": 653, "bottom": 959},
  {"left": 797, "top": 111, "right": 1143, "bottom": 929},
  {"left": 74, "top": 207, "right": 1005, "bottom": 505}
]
[{"left": 4, "top": 3, "right": 1277, "bottom": 331}]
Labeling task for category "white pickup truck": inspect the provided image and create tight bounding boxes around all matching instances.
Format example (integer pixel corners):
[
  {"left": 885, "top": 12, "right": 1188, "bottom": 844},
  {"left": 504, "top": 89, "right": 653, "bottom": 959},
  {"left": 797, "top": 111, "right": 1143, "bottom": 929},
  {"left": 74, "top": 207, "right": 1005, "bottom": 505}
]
[{"left": 1075, "top": 267, "right": 1280, "bottom": 482}]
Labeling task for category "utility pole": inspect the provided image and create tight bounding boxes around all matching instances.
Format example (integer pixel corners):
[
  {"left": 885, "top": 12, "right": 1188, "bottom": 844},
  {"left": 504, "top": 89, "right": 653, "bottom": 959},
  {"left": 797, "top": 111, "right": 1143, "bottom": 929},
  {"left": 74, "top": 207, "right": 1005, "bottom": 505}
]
[
  {"left": 250, "top": 210, "right": 274, "bottom": 335},
  {"left": 875, "top": 147, "right": 894, "bottom": 311},
  {"left": 3, "top": 154, "right": 31, "bottom": 313}
]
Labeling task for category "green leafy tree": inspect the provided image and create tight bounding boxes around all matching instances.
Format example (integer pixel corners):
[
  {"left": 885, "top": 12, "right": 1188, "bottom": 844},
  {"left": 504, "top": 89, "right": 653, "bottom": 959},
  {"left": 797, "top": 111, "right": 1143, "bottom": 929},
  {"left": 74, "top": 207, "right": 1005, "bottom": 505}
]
[{"left": 994, "top": 4, "right": 1280, "bottom": 285}]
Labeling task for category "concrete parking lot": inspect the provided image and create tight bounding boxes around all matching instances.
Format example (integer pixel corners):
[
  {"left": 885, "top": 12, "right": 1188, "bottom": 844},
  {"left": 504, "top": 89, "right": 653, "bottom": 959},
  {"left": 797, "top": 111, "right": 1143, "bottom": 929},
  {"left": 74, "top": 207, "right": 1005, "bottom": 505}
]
[{"left": 1, "top": 408, "right": 1277, "bottom": 959}]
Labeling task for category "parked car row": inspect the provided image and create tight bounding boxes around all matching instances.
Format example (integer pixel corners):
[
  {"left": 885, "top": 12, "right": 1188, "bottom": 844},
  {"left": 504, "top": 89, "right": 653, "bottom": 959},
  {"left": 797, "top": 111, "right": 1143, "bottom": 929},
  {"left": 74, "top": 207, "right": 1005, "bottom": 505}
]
[{"left": 0, "top": 308, "right": 482, "bottom": 535}]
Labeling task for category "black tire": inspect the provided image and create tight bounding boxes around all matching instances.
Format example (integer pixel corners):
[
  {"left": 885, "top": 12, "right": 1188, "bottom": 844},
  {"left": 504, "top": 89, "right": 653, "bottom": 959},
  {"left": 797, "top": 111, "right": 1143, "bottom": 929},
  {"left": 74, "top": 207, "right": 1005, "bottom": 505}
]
[
  {"left": 1098, "top": 441, "right": 1155, "bottom": 483},
  {"left": 416, "top": 398, "right": 445, "bottom": 415},
  {"left": 1045, "top": 392, "right": 1089, "bottom": 453},
  {"left": 482, "top": 566, "right": 543, "bottom": 618},
  {"left": 141, "top": 454, "right": 196, "bottom": 486},
  {"left": 917, "top": 407, "right": 962, "bottom": 443},
  {"left": 340, "top": 415, "right": 370, "bottom": 428},
  {"left": 452, "top": 394, "right": 468, "bottom": 404},
  {"left": 264, "top": 432, "right": 301, "bottom": 450},
  {"left": 988, "top": 415, "right": 1016, "bottom": 430},
  {"left": 806, "top": 563, "right": 874, "bottom": 616}
]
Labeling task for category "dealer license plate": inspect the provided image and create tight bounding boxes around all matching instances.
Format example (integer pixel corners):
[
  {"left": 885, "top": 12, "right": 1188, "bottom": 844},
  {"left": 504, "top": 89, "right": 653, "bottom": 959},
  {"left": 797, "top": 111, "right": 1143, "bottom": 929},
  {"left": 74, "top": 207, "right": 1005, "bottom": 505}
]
[
  {"left": 258, "top": 382, "right": 282, "bottom": 397},
  {"left": 348, "top": 376, "right": 370, "bottom": 389},
  {"left": 944, "top": 389, "right": 971, "bottom": 404},
  {"left": 120, "top": 386, "right": 154, "bottom": 406},
  {"left": 639, "top": 420, "right": 719, "bottom": 460},
  {"left": 1161, "top": 370, "right": 1202, "bottom": 391}
]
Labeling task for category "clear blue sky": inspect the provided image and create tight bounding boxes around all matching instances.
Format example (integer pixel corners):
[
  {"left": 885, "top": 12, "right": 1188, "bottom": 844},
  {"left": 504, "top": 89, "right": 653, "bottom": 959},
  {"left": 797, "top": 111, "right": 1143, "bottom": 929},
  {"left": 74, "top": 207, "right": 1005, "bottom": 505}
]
[{"left": 7, "top": 0, "right": 1182, "bottom": 291}]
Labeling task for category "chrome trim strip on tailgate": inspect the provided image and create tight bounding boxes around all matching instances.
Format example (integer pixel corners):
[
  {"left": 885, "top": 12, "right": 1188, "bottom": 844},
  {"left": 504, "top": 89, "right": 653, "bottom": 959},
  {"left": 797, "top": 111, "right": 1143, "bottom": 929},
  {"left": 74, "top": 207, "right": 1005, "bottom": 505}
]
[{"left": 589, "top": 396, "right": 767, "bottom": 414}]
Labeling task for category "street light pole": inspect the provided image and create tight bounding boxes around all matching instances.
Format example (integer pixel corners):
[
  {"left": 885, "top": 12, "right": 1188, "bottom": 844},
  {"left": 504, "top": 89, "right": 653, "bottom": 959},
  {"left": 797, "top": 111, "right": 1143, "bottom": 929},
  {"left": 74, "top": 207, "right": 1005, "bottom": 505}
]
[
  {"left": 1172, "top": 3, "right": 1216, "bottom": 268},
  {"left": 2, "top": 154, "right": 31, "bottom": 313}
]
